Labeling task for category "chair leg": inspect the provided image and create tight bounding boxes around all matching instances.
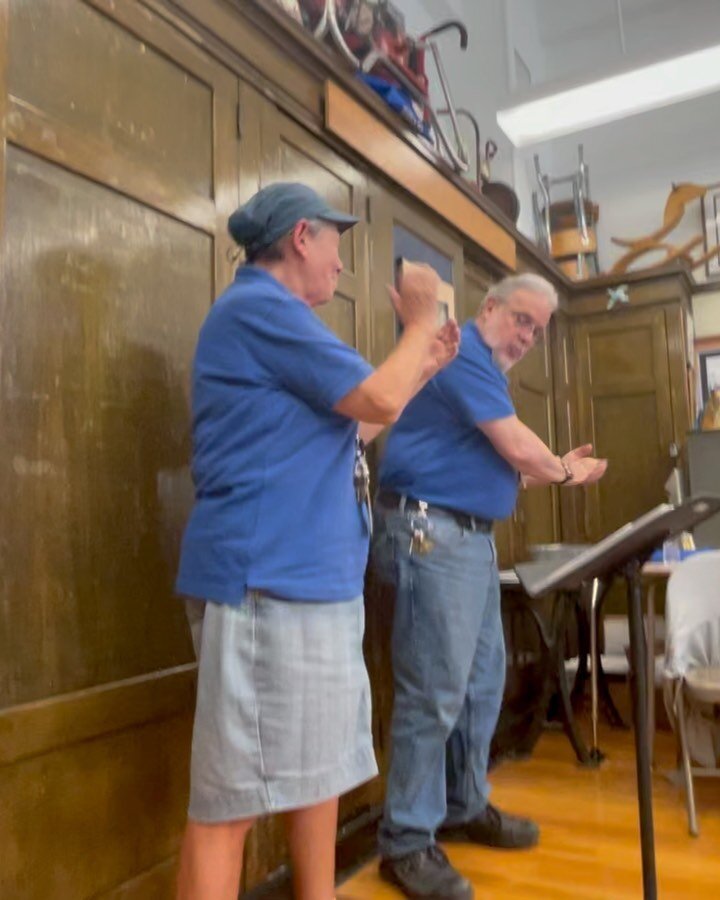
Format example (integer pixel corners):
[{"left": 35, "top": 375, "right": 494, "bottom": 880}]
[{"left": 674, "top": 683, "right": 699, "bottom": 836}]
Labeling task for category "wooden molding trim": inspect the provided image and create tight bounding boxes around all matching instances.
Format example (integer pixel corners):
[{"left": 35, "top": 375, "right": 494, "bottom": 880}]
[
  {"left": 324, "top": 81, "right": 516, "bottom": 272},
  {"left": 0, "top": 664, "right": 197, "bottom": 766}
]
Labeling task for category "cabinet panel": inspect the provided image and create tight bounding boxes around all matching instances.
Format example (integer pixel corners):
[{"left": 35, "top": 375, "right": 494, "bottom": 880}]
[
  {"left": 1, "top": 147, "right": 209, "bottom": 705},
  {"left": 574, "top": 308, "right": 675, "bottom": 540},
  {"left": 9, "top": 0, "right": 214, "bottom": 198},
  {"left": 510, "top": 333, "right": 560, "bottom": 555},
  {"left": 260, "top": 105, "right": 370, "bottom": 354}
]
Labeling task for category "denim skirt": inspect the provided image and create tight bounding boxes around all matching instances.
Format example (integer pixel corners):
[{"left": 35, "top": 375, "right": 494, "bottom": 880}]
[{"left": 186, "top": 592, "right": 377, "bottom": 822}]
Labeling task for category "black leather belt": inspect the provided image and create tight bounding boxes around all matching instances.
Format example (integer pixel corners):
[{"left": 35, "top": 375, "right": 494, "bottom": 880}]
[{"left": 376, "top": 489, "right": 492, "bottom": 533}]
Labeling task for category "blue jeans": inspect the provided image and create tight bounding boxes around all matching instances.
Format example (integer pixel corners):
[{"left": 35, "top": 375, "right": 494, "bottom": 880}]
[{"left": 373, "top": 500, "right": 505, "bottom": 858}]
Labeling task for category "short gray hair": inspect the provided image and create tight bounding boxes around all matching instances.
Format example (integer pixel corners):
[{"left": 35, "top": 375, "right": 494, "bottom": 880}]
[{"left": 482, "top": 273, "right": 558, "bottom": 312}]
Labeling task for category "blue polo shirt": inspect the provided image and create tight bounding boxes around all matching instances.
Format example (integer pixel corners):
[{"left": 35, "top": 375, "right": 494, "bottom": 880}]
[
  {"left": 379, "top": 321, "right": 518, "bottom": 521},
  {"left": 176, "top": 266, "right": 373, "bottom": 605}
]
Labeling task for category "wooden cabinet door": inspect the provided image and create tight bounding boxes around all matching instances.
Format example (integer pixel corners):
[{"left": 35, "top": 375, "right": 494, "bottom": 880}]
[
  {"left": 574, "top": 308, "right": 676, "bottom": 541},
  {"left": 259, "top": 104, "right": 371, "bottom": 357},
  {"left": 509, "top": 329, "right": 561, "bottom": 557}
]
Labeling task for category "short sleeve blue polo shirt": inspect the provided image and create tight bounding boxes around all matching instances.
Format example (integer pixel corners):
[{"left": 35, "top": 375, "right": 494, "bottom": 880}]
[
  {"left": 176, "top": 266, "right": 374, "bottom": 605},
  {"left": 379, "top": 320, "right": 519, "bottom": 521}
]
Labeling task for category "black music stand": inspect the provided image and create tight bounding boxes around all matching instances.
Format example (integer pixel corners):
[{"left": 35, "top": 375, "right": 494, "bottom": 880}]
[{"left": 514, "top": 496, "right": 720, "bottom": 900}]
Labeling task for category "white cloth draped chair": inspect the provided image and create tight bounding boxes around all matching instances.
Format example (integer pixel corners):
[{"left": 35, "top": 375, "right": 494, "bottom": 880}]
[{"left": 663, "top": 551, "right": 720, "bottom": 835}]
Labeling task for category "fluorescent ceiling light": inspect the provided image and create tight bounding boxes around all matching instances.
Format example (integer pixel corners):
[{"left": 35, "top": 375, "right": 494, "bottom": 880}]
[{"left": 497, "top": 43, "right": 720, "bottom": 147}]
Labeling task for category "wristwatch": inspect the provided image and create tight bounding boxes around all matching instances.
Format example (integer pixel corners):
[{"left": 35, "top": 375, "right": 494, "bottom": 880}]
[{"left": 556, "top": 458, "right": 573, "bottom": 485}]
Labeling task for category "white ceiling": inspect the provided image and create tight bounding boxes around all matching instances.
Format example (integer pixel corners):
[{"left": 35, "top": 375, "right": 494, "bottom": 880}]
[{"left": 510, "top": 0, "right": 720, "bottom": 88}]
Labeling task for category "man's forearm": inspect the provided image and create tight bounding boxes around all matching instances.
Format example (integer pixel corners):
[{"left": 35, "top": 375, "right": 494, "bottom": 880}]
[
  {"left": 481, "top": 417, "right": 567, "bottom": 483},
  {"left": 511, "top": 430, "right": 566, "bottom": 482}
]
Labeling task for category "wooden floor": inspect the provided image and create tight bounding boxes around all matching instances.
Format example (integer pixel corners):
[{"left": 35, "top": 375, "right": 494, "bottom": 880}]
[{"left": 338, "top": 726, "right": 720, "bottom": 899}]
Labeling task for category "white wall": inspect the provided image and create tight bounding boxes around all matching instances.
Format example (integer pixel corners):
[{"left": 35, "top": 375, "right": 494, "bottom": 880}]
[
  {"left": 402, "top": 1, "right": 516, "bottom": 187},
  {"left": 694, "top": 292, "right": 720, "bottom": 339},
  {"left": 506, "top": 0, "right": 552, "bottom": 237},
  {"left": 538, "top": 0, "right": 720, "bottom": 86}
]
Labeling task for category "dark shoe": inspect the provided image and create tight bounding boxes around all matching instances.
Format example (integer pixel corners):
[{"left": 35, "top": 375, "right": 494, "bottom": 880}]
[
  {"left": 379, "top": 845, "right": 473, "bottom": 899},
  {"left": 438, "top": 804, "right": 539, "bottom": 849}
]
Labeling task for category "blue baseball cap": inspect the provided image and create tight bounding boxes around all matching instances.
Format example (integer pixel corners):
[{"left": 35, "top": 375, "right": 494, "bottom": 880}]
[{"left": 228, "top": 182, "right": 359, "bottom": 257}]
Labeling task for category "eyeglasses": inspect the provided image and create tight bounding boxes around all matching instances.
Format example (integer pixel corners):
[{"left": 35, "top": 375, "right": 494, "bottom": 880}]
[{"left": 506, "top": 307, "right": 545, "bottom": 341}]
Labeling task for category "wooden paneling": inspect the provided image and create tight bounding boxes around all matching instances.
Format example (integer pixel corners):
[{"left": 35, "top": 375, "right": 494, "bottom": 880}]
[
  {"left": 165, "top": 0, "right": 322, "bottom": 120},
  {"left": 260, "top": 104, "right": 370, "bottom": 354},
  {"left": 325, "top": 81, "right": 516, "bottom": 272},
  {"left": 1, "top": 2, "right": 241, "bottom": 895},
  {"left": 463, "top": 259, "right": 492, "bottom": 323},
  {"left": 574, "top": 308, "right": 676, "bottom": 540},
  {"left": 9, "top": 0, "right": 214, "bottom": 197},
  {"left": 1, "top": 146, "right": 208, "bottom": 704},
  {"left": 511, "top": 333, "right": 560, "bottom": 554},
  {"left": 95, "top": 859, "right": 178, "bottom": 899},
  {"left": 551, "top": 310, "right": 584, "bottom": 543},
  {"left": 0, "top": 711, "right": 191, "bottom": 899},
  {"left": 0, "top": 665, "right": 196, "bottom": 766},
  {"left": 320, "top": 291, "right": 358, "bottom": 349}
]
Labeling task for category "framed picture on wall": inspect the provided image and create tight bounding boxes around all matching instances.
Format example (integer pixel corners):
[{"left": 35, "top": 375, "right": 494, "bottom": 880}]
[
  {"left": 701, "top": 183, "right": 720, "bottom": 280},
  {"left": 699, "top": 348, "right": 720, "bottom": 404}
]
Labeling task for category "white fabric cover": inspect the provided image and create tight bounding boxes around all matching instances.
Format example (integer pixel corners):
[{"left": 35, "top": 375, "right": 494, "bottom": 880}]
[{"left": 663, "top": 551, "right": 720, "bottom": 767}]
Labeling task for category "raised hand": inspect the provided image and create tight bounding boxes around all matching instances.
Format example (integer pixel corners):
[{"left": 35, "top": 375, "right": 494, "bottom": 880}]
[
  {"left": 562, "top": 444, "right": 608, "bottom": 485},
  {"left": 422, "top": 319, "right": 461, "bottom": 381},
  {"left": 388, "top": 261, "right": 440, "bottom": 332}
]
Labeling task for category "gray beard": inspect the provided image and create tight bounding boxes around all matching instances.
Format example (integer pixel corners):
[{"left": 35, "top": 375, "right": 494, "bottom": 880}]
[{"left": 492, "top": 348, "right": 513, "bottom": 373}]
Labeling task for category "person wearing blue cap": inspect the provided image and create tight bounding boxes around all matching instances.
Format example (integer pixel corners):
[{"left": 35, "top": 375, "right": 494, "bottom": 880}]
[{"left": 175, "top": 181, "right": 460, "bottom": 900}]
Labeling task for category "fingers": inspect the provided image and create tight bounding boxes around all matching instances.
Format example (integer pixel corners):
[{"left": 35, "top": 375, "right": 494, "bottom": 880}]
[
  {"left": 446, "top": 321, "right": 461, "bottom": 347},
  {"left": 572, "top": 458, "right": 608, "bottom": 485},
  {"left": 395, "top": 262, "right": 440, "bottom": 329},
  {"left": 586, "top": 459, "right": 608, "bottom": 483},
  {"left": 386, "top": 284, "right": 401, "bottom": 313},
  {"left": 566, "top": 443, "right": 594, "bottom": 460}
]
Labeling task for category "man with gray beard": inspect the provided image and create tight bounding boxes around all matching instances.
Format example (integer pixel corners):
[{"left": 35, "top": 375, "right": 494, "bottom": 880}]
[{"left": 373, "top": 274, "right": 608, "bottom": 900}]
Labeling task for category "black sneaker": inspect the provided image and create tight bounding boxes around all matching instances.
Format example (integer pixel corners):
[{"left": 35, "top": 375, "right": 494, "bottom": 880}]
[
  {"left": 379, "top": 845, "right": 473, "bottom": 899},
  {"left": 438, "top": 804, "right": 539, "bottom": 849}
]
